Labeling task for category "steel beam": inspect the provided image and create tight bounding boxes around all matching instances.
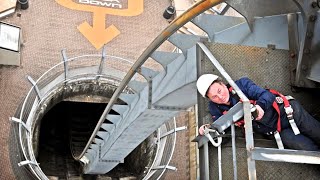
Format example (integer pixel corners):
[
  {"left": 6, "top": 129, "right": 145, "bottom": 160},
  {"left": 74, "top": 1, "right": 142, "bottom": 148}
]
[
  {"left": 292, "top": 0, "right": 319, "bottom": 87},
  {"left": 252, "top": 147, "right": 320, "bottom": 164}
]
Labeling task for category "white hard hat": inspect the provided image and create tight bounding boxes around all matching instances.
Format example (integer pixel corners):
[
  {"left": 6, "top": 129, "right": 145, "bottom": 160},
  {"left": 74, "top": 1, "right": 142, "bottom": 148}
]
[{"left": 196, "top": 74, "right": 219, "bottom": 97}]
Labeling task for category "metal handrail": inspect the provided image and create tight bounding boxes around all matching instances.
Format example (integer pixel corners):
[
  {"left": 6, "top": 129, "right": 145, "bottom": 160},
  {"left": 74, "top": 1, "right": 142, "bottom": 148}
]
[
  {"left": 143, "top": 118, "right": 178, "bottom": 180},
  {"left": 157, "top": 117, "right": 178, "bottom": 179},
  {"left": 77, "top": 0, "right": 224, "bottom": 161},
  {"left": 197, "top": 42, "right": 255, "bottom": 179}
]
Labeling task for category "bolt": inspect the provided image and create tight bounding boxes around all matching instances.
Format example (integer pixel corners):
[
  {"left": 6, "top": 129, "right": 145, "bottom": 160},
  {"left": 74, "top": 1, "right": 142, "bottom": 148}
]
[
  {"left": 301, "top": 65, "right": 308, "bottom": 71},
  {"left": 304, "top": 48, "right": 310, "bottom": 54},
  {"left": 306, "top": 31, "right": 314, "bottom": 38},
  {"left": 309, "top": 15, "right": 317, "bottom": 22},
  {"left": 311, "top": 1, "right": 317, "bottom": 8},
  {"left": 299, "top": 80, "right": 305, "bottom": 86}
]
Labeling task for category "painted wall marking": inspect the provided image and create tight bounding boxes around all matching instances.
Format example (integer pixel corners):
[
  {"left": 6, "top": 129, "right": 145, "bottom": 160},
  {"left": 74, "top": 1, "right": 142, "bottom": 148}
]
[{"left": 55, "top": 0, "right": 144, "bottom": 49}]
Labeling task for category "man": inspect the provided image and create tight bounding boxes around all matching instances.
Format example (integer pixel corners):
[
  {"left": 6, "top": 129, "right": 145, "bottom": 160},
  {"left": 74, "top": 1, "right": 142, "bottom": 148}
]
[{"left": 197, "top": 74, "right": 320, "bottom": 151}]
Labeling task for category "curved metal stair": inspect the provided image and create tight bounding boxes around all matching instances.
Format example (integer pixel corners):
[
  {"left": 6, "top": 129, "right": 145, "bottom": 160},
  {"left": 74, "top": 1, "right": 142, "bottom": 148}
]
[
  {"left": 11, "top": 0, "right": 320, "bottom": 178},
  {"left": 77, "top": 0, "right": 319, "bottom": 174}
]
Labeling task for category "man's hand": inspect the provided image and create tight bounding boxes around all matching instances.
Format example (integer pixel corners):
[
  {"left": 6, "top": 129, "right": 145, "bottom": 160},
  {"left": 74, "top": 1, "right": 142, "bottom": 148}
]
[
  {"left": 199, "top": 124, "right": 210, "bottom": 135},
  {"left": 255, "top": 105, "right": 264, "bottom": 120}
]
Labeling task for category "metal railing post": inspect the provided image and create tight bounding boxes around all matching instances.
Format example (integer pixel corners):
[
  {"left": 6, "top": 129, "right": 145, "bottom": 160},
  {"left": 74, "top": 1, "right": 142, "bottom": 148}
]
[
  {"left": 197, "top": 42, "right": 256, "bottom": 180},
  {"left": 61, "top": 49, "right": 68, "bottom": 81},
  {"left": 27, "top": 76, "right": 42, "bottom": 100},
  {"left": 203, "top": 142, "right": 210, "bottom": 180},
  {"left": 231, "top": 123, "right": 238, "bottom": 180},
  {"left": 97, "top": 44, "right": 107, "bottom": 80}
]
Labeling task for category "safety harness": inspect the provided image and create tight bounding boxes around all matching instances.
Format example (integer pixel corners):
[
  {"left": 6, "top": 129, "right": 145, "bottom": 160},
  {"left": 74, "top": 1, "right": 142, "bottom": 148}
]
[{"left": 225, "top": 85, "right": 300, "bottom": 149}]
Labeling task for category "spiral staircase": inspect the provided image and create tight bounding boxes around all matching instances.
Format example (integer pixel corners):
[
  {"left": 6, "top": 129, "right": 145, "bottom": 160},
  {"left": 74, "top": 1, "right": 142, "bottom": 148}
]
[{"left": 11, "top": 0, "right": 320, "bottom": 179}]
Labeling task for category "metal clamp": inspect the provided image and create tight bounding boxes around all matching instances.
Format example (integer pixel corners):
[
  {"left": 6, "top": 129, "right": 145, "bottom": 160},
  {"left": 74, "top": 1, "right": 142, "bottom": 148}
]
[
  {"left": 10, "top": 117, "right": 30, "bottom": 132},
  {"left": 284, "top": 106, "right": 300, "bottom": 135},
  {"left": 284, "top": 105, "right": 293, "bottom": 118},
  {"left": 18, "top": 160, "right": 38, "bottom": 167},
  {"left": 203, "top": 127, "right": 222, "bottom": 147}
]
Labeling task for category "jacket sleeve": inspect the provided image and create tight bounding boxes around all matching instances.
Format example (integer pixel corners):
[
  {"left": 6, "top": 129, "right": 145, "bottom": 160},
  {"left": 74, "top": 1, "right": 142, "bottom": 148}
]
[
  {"left": 236, "top": 77, "right": 275, "bottom": 110},
  {"left": 208, "top": 101, "right": 223, "bottom": 122}
]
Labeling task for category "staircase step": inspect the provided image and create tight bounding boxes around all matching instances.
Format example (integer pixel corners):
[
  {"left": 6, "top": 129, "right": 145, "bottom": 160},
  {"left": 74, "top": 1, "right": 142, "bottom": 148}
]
[
  {"left": 139, "top": 67, "right": 159, "bottom": 80},
  {"left": 86, "top": 149, "right": 97, "bottom": 159},
  {"left": 89, "top": 144, "right": 99, "bottom": 152},
  {"left": 93, "top": 138, "right": 105, "bottom": 145},
  {"left": 97, "top": 131, "right": 109, "bottom": 140},
  {"left": 111, "top": 104, "right": 129, "bottom": 117},
  {"left": 214, "top": 15, "right": 289, "bottom": 50},
  {"left": 118, "top": 93, "right": 138, "bottom": 106},
  {"left": 101, "top": 123, "right": 115, "bottom": 132},
  {"left": 168, "top": 33, "right": 201, "bottom": 55},
  {"left": 106, "top": 114, "right": 122, "bottom": 127},
  {"left": 127, "top": 80, "right": 147, "bottom": 93},
  {"left": 151, "top": 51, "right": 182, "bottom": 68},
  {"left": 191, "top": 14, "right": 245, "bottom": 41}
]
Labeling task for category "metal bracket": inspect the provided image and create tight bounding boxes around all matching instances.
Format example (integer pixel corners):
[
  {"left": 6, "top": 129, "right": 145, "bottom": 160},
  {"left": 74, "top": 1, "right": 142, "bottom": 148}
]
[
  {"left": 292, "top": 0, "right": 319, "bottom": 87},
  {"left": 10, "top": 117, "right": 30, "bottom": 132},
  {"left": 153, "top": 105, "right": 188, "bottom": 111},
  {"left": 151, "top": 165, "right": 177, "bottom": 171},
  {"left": 18, "top": 160, "right": 38, "bottom": 167},
  {"left": 61, "top": 48, "right": 68, "bottom": 81},
  {"left": 97, "top": 44, "right": 107, "bottom": 80},
  {"left": 100, "top": 159, "right": 124, "bottom": 163},
  {"left": 148, "top": 80, "right": 152, "bottom": 109},
  {"left": 160, "top": 126, "right": 187, "bottom": 138},
  {"left": 27, "top": 76, "right": 42, "bottom": 100}
]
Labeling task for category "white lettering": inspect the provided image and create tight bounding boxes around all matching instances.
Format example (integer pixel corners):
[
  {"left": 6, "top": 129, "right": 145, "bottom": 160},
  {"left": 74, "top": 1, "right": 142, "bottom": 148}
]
[
  {"left": 102, "top": 0, "right": 120, "bottom": 3},
  {"left": 112, "top": 3, "right": 122, "bottom": 8},
  {"left": 90, "top": 0, "right": 99, "bottom": 5},
  {"left": 99, "top": 2, "right": 112, "bottom": 6},
  {"left": 79, "top": 0, "right": 89, "bottom": 3},
  {"left": 78, "top": 0, "right": 122, "bottom": 8}
]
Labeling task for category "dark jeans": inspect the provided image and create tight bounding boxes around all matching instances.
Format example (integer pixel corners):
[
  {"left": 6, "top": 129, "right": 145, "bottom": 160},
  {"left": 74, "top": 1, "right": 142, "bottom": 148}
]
[{"left": 279, "top": 100, "right": 320, "bottom": 151}]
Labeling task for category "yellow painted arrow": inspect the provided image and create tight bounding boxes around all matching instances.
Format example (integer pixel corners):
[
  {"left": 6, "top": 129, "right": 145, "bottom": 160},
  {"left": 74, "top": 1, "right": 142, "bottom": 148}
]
[
  {"left": 55, "top": 0, "right": 144, "bottom": 49},
  {"left": 78, "top": 11, "right": 120, "bottom": 49}
]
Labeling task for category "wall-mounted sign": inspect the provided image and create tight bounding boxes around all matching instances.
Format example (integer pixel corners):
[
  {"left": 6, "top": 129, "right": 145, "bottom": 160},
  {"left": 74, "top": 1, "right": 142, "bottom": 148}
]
[
  {"left": 55, "top": 0, "right": 144, "bottom": 49},
  {"left": 0, "top": 22, "right": 21, "bottom": 66}
]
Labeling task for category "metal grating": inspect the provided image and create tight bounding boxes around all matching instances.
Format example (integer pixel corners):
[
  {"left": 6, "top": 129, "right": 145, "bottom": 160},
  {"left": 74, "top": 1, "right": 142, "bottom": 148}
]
[{"left": 208, "top": 141, "right": 320, "bottom": 179}]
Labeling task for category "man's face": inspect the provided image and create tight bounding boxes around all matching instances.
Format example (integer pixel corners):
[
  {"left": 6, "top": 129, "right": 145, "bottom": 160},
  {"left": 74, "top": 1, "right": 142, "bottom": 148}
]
[{"left": 207, "top": 82, "right": 230, "bottom": 104}]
